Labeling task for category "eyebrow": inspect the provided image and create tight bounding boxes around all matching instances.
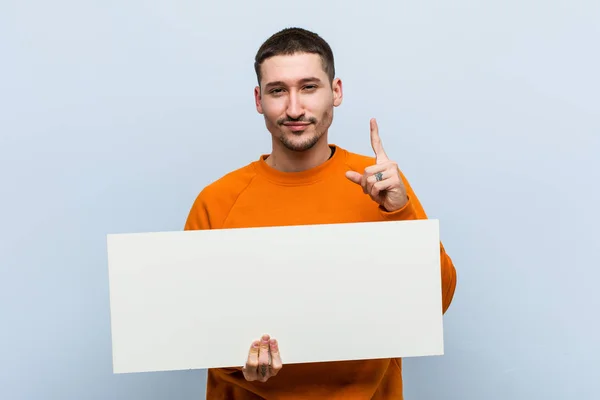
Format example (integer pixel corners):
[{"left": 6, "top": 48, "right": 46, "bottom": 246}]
[{"left": 264, "top": 77, "right": 323, "bottom": 90}]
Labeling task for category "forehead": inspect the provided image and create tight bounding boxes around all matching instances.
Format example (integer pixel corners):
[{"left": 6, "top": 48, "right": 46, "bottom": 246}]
[{"left": 260, "top": 52, "right": 327, "bottom": 85}]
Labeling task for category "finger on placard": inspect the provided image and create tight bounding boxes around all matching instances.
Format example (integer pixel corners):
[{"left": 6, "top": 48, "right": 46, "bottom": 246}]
[
  {"left": 370, "top": 118, "right": 389, "bottom": 163},
  {"left": 243, "top": 340, "right": 260, "bottom": 381},
  {"left": 269, "top": 339, "right": 283, "bottom": 375},
  {"left": 258, "top": 335, "right": 270, "bottom": 381}
]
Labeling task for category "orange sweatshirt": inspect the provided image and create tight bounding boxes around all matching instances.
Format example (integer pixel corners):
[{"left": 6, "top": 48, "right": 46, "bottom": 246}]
[{"left": 184, "top": 144, "right": 457, "bottom": 400}]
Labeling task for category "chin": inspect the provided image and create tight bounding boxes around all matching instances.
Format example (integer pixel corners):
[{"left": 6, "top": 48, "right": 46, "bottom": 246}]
[{"left": 279, "top": 133, "right": 321, "bottom": 152}]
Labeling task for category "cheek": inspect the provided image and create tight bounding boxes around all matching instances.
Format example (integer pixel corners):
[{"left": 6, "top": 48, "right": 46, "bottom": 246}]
[
  {"left": 262, "top": 100, "right": 285, "bottom": 119},
  {"left": 315, "top": 97, "right": 334, "bottom": 118},
  {"left": 314, "top": 93, "right": 334, "bottom": 110}
]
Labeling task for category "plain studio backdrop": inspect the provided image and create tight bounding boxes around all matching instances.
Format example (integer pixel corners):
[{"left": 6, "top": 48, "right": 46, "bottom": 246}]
[{"left": 1, "top": 1, "right": 598, "bottom": 399}]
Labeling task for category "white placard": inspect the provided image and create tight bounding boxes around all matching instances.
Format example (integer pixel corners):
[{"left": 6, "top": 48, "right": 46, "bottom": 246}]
[{"left": 106, "top": 219, "right": 444, "bottom": 374}]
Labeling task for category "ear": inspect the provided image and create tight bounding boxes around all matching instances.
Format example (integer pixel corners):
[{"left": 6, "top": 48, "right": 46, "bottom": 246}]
[
  {"left": 254, "top": 86, "right": 263, "bottom": 114},
  {"left": 332, "top": 78, "right": 343, "bottom": 107}
]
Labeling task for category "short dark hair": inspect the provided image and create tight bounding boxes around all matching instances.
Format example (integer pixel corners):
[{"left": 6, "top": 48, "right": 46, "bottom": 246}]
[{"left": 254, "top": 27, "right": 335, "bottom": 87}]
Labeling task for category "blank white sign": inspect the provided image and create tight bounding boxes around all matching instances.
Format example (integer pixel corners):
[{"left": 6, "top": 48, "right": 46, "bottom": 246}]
[{"left": 106, "top": 219, "right": 444, "bottom": 374}]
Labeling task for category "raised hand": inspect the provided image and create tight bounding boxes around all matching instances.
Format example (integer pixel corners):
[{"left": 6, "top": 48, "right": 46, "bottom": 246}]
[
  {"left": 242, "top": 334, "right": 283, "bottom": 383},
  {"left": 345, "top": 118, "right": 408, "bottom": 212}
]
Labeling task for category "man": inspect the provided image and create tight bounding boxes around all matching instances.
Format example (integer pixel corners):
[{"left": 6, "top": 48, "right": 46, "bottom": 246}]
[{"left": 185, "top": 27, "right": 457, "bottom": 400}]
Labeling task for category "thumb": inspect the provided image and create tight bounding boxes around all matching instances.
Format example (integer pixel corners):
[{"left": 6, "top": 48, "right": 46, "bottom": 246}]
[{"left": 345, "top": 170, "right": 362, "bottom": 185}]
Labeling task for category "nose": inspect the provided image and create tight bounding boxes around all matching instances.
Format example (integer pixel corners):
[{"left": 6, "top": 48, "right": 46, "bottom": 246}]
[{"left": 286, "top": 91, "right": 304, "bottom": 119}]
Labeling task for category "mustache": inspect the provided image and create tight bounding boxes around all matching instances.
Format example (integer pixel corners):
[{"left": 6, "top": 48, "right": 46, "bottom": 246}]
[{"left": 277, "top": 116, "right": 317, "bottom": 125}]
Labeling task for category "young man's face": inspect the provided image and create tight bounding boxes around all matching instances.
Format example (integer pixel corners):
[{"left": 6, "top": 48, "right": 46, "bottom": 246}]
[{"left": 254, "top": 52, "right": 343, "bottom": 152}]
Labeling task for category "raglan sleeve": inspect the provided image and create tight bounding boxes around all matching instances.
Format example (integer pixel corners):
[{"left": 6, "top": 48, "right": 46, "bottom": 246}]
[
  {"left": 184, "top": 191, "right": 212, "bottom": 231},
  {"left": 379, "top": 169, "right": 457, "bottom": 314}
]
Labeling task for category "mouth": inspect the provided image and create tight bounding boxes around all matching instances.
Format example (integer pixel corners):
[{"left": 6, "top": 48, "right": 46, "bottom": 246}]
[{"left": 283, "top": 122, "right": 312, "bottom": 132}]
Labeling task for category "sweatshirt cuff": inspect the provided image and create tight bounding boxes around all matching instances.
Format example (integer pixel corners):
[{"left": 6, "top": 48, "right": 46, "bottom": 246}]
[{"left": 379, "top": 196, "right": 419, "bottom": 221}]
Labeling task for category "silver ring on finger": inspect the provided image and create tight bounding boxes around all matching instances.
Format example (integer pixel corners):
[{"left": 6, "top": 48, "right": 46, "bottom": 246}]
[{"left": 375, "top": 171, "right": 383, "bottom": 182}]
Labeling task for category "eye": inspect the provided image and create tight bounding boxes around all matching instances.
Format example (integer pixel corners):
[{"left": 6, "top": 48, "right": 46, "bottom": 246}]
[
  {"left": 304, "top": 85, "right": 317, "bottom": 90},
  {"left": 269, "top": 88, "right": 285, "bottom": 95}
]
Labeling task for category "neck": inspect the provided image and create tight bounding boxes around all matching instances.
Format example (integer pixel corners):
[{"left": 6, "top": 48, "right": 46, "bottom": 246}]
[{"left": 266, "top": 138, "right": 332, "bottom": 172}]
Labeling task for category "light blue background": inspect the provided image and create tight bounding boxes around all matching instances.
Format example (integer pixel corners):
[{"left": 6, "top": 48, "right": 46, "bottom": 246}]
[{"left": 1, "top": 1, "right": 598, "bottom": 399}]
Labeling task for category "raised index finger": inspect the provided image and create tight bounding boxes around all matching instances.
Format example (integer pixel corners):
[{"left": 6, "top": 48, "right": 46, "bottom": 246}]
[{"left": 370, "top": 118, "right": 389, "bottom": 163}]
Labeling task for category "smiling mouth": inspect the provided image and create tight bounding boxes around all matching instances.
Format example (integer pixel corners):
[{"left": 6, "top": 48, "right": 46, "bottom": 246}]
[{"left": 283, "top": 122, "right": 311, "bottom": 132}]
